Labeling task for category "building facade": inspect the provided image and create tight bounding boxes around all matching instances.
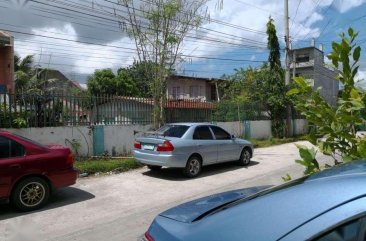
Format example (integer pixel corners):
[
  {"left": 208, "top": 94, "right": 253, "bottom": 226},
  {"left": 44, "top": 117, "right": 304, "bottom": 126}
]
[
  {"left": 0, "top": 31, "right": 14, "bottom": 94},
  {"left": 166, "top": 75, "right": 219, "bottom": 101},
  {"left": 289, "top": 46, "right": 339, "bottom": 106}
]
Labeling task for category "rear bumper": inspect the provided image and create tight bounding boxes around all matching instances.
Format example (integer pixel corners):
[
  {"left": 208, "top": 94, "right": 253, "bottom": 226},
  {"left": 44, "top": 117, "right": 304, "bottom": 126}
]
[
  {"left": 133, "top": 150, "right": 187, "bottom": 168},
  {"left": 48, "top": 168, "right": 78, "bottom": 188}
]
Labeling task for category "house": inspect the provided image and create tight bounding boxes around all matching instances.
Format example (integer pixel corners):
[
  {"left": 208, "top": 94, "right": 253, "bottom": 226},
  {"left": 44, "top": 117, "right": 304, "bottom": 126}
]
[
  {"left": 166, "top": 75, "right": 220, "bottom": 101},
  {"left": 34, "top": 68, "right": 86, "bottom": 94},
  {"left": 289, "top": 45, "right": 339, "bottom": 106},
  {"left": 0, "top": 30, "right": 14, "bottom": 94}
]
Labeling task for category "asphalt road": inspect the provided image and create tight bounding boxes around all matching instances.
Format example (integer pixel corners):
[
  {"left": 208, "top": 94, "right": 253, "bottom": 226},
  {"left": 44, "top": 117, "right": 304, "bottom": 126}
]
[{"left": 0, "top": 141, "right": 331, "bottom": 241}]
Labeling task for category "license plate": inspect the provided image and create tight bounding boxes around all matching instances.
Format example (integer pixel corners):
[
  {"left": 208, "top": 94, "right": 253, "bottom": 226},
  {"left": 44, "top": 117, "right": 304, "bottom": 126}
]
[{"left": 142, "top": 144, "right": 155, "bottom": 150}]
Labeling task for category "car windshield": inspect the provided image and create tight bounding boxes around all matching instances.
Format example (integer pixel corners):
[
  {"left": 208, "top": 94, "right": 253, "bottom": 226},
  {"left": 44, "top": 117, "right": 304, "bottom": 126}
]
[{"left": 156, "top": 125, "right": 189, "bottom": 138}]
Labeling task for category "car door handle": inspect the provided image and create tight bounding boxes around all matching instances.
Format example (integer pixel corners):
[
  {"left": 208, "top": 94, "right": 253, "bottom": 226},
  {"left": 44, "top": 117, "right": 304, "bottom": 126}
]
[{"left": 9, "top": 164, "right": 21, "bottom": 169}]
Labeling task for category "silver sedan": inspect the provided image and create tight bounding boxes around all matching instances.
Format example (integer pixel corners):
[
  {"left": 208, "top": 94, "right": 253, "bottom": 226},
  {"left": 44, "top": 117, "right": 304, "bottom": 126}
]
[{"left": 133, "top": 123, "right": 253, "bottom": 178}]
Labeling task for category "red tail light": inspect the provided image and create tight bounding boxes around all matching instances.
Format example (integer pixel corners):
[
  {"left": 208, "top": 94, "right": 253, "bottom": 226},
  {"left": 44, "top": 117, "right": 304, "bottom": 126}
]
[
  {"left": 134, "top": 141, "right": 142, "bottom": 149},
  {"left": 156, "top": 140, "right": 174, "bottom": 152},
  {"left": 66, "top": 153, "right": 74, "bottom": 165},
  {"left": 144, "top": 232, "right": 154, "bottom": 241}
]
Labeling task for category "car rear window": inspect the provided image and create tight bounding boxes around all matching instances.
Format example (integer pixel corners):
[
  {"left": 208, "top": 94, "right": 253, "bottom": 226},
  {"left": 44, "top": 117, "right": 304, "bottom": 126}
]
[{"left": 157, "top": 125, "right": 189, "bottom": 138}]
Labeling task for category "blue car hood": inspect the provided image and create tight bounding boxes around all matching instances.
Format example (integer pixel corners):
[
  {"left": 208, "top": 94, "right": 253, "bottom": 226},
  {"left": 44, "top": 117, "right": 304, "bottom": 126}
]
[{"left": 159, "top": 185, "right": 271, "bottom": 223}]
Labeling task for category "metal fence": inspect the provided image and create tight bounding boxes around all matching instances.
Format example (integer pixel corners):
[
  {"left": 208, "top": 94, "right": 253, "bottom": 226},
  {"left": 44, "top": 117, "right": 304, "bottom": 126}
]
[{"left": 0, "top": 93, "right": 216, "bottom": 127}]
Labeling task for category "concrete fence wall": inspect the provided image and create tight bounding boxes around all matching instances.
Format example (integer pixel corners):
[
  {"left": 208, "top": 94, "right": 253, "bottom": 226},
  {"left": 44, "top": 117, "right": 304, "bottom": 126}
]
[{"left": 5, "top": 119, "right": 307, "bottom": 157}]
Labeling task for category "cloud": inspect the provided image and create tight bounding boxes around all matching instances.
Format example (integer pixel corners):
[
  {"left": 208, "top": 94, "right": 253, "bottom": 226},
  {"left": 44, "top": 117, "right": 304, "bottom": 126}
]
[
  {"left": 3, "top": 0, "right": 366, "bottom": 80},
  {"left": 333, "top": 0, "right": 366, "bottom": 13},
  {"left": 15, "top": 24, "right": 137, "bottom": 77},
  {"left": 355, "top": 69, "right": 366, "bottom": 88}
]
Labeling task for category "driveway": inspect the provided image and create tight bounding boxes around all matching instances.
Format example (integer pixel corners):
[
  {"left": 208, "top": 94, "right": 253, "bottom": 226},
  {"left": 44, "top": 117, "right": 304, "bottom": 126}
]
[{"left": 0, "top": 141, "right": 332, "bottom": 241}]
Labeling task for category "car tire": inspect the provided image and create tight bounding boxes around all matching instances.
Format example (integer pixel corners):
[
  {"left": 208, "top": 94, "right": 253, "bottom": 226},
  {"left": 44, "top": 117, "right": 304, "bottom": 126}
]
[
  {"left": 11, "top": 177, "right": 50, "bottom": 212},
  {"left": 238, "top": 148, "right": 251, "bottom": 166},
  {"left": 147, "top": 165, "right": 162, "bottom": 171},
  {"left": 183, "top": 156, "right": 202, "bottom": 178}
]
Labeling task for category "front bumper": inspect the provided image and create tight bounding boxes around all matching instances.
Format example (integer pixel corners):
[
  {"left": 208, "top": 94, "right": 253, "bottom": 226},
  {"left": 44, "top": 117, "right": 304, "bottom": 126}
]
[{"left": 133, "top": 150, "right": 187, "bottom": 168}]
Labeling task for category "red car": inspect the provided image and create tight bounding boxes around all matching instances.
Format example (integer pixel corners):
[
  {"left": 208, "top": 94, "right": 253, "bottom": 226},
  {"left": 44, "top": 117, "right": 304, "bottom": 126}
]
[{"left": 0, "top": 131, "right": 77, "bottom": 211}]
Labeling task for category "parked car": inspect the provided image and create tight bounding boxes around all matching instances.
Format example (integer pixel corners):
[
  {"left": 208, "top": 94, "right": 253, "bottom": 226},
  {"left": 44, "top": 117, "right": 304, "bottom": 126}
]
[
  {"left": 140, "top": 160, "right": 366, "bottom": 241},
  {"left": 0, "top": 131, "right": 77, "bottom": 211},
  {"left": 133, "top": 123, "right": 253, "bottom": 177}
]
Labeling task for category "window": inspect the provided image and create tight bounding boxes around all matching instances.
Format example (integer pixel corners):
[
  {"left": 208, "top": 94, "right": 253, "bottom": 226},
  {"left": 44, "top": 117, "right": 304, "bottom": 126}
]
[
  {"left": 172, "top": 87, "right": 180, "bottom": 99},
  {"left": 210, "top": 126, "right": 231, "bottom": 140},
  {"left": 157, "top": 125, "right": 189, "bottom": 138},
  {"left": 313, "top": 219, "right": 361, "bottom": 241},
  {"left": 189, "top": 86, "right": 199, "bottom": 98},
  {"left": 193, "top": 126, "right": 213, "bottom": 140},
  {"left": 0, "top": 136, "right": 25, "bottom": 159},
  {"left": 296, "top": 55, "right": 310, "bottom": 63}
]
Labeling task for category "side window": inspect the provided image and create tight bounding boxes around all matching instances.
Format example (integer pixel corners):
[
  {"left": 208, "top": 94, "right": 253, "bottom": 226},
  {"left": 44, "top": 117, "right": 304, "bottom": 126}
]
[
  {"left": 313, "top": 219, "right": 361, "bottom": 241},
  {"left": 0, "top": 136, "right": 25, "bottom": 159},
  {"left": 210, "top": 126, "right": 231, "bottom": 140},
  {"left": 193, "top": 126, "right": 213, "bottom": 140}
]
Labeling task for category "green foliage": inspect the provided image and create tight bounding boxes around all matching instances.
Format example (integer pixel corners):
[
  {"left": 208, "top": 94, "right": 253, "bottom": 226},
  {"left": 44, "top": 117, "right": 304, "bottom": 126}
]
[
  {"left": 266, "top": 17, "right": 281, "bottom": 70},
  {"left": 13, "top": 117, "right": 27, "bottom": 128},
  {"left": 294, "top": 144, "right": 319, "bottom": 175},
  {"left": 288, "top": 28, "right": 366, "bottom": 174},
  {"left": 218, "top": 19, "right": 287, "bottom": 137},
  {"left": 74, "top": 158, "right": 140, "bottom": 174},
  {"left": 87, "top": 69, "right": 116, "bottom": 95}
]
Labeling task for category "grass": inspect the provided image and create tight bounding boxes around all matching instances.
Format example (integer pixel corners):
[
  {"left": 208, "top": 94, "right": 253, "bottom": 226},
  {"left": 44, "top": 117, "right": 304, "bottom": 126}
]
[
  {"left": 251, "top": 135, "right": 307, "bottom": 148},
  {"left": 74, "top": 158, "right": 141, "bottom": 174}
]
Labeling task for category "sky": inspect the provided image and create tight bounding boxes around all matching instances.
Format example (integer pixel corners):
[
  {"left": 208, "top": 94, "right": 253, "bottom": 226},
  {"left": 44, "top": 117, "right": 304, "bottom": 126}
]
[{"left": 1, "top": 0, "right": 366, "bottom": 85}]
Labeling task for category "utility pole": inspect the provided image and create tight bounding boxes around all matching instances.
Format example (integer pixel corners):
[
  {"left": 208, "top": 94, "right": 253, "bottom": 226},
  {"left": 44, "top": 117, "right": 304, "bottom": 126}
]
[{"left": 284, "top": 0, "right": 292, "bottom": 137}]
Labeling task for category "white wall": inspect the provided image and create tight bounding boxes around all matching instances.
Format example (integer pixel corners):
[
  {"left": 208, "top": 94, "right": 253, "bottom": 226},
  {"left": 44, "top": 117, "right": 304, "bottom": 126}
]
[
  {"left": 4, "top": 120, "right": 308, "bottom": 157},
  {"left": 293, "top": 119, "right": 308, "bottom": 135},
  {"left": 250, "top": 120, "right": 272, "bottom": 139},
  {"left": 216, "top": 121, "right": 243, "bottom": 137},
  {"left": 7, "top": 126, "right": 92, "bottom": 156},
  {"left": 103, "top": 124, "right": 153, "bottom": 156}
]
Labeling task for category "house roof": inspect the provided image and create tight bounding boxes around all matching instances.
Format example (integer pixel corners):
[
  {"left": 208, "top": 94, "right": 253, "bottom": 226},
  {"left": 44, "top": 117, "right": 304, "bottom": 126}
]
[{"left": 168, "top": 75, "right": 223, "bottom": 83}]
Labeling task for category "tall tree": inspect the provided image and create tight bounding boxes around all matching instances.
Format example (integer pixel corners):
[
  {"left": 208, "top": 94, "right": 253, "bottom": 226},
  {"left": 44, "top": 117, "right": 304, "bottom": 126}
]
[
  {"left": 265, "top": 17, "right": 287, "bottom": 137},
  {"left": 112, "top": 0, "right": 208, "bottom": 127},
  {"left": 266, "top": 18, "right": 281, "bottom": 70}
]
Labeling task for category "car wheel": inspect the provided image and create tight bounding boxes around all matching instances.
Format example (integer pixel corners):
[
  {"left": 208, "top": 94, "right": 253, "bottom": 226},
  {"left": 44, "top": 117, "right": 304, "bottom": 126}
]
[
  {"left": 11, "top": 177, "right": 50, "bottom": 212},
  {"left": 183, "top": 156, "right": 202, "bottom": 178},
  {"left": 238, "top": 148, "right": 251, "bottom": 166},
  {"left": 147, "top": 165, "right": 162, "bottom": 171}
]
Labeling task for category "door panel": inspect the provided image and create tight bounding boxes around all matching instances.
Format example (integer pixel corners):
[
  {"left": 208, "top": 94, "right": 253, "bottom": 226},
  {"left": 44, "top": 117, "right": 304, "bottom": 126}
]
[
  {"left": 0, "top": 136, "right": 26, "bottom": 198},
  {"left": 193, "top": 126, "right": 217, "bottom": 165},
  {"left": 210, "top": 126, "right": 240, "bottom": 162}
]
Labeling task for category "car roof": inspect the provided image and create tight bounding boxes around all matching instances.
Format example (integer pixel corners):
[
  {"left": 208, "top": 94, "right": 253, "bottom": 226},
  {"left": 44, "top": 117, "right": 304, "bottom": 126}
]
[
  {"left": 187, "top": 160, "right": 366, "bottom": 240},
  {"left": 165, "top": 122, "right": 213, "bottom": 127}
]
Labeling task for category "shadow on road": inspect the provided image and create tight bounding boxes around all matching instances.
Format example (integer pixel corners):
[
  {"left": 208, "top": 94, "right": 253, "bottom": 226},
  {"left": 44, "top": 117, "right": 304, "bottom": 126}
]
[
  {"left": 142, "top": 161, "right": 259, "bottom": 181},
  {"left": 0, "top": 187, "right": 95, "bottom": 221}
]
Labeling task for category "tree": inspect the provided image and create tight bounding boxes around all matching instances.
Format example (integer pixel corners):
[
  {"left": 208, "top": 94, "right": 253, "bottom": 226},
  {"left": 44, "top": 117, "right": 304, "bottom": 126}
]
[
  {"left": 119, "top": 61, "right": 160, "bottom": 97},
  {"left": 264, "top": 17, "right": 287, "bottom": 137},
  {"left": 113, "top": 0, "right": 208, "bottom": 127},
  {"left": 87, "top": 69, "right": 116, "bottom": 95},
  {"left": 287, "top": 28, "right": 366, "bottom": 175},
  {"left": 14, "top": 54, "right": 34, "bottom": 93},
  {"left": 115, "top": 68, "right": 139, "bottom": 96}
]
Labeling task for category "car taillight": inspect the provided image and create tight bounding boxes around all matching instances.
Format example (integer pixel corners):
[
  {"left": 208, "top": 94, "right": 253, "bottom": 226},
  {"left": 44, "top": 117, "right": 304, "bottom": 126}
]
[
  {"left": 143, "top": 232, "right": 154, "bottom": 241},
  {"left": 134, "top": 141, "right": 142, "bottom": 149},
  {"left": 66, "top": 153, "right": 74, "bottom": 165},
  {"left": 156, "top": 140, "right": 174, "bottom": 152}
]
